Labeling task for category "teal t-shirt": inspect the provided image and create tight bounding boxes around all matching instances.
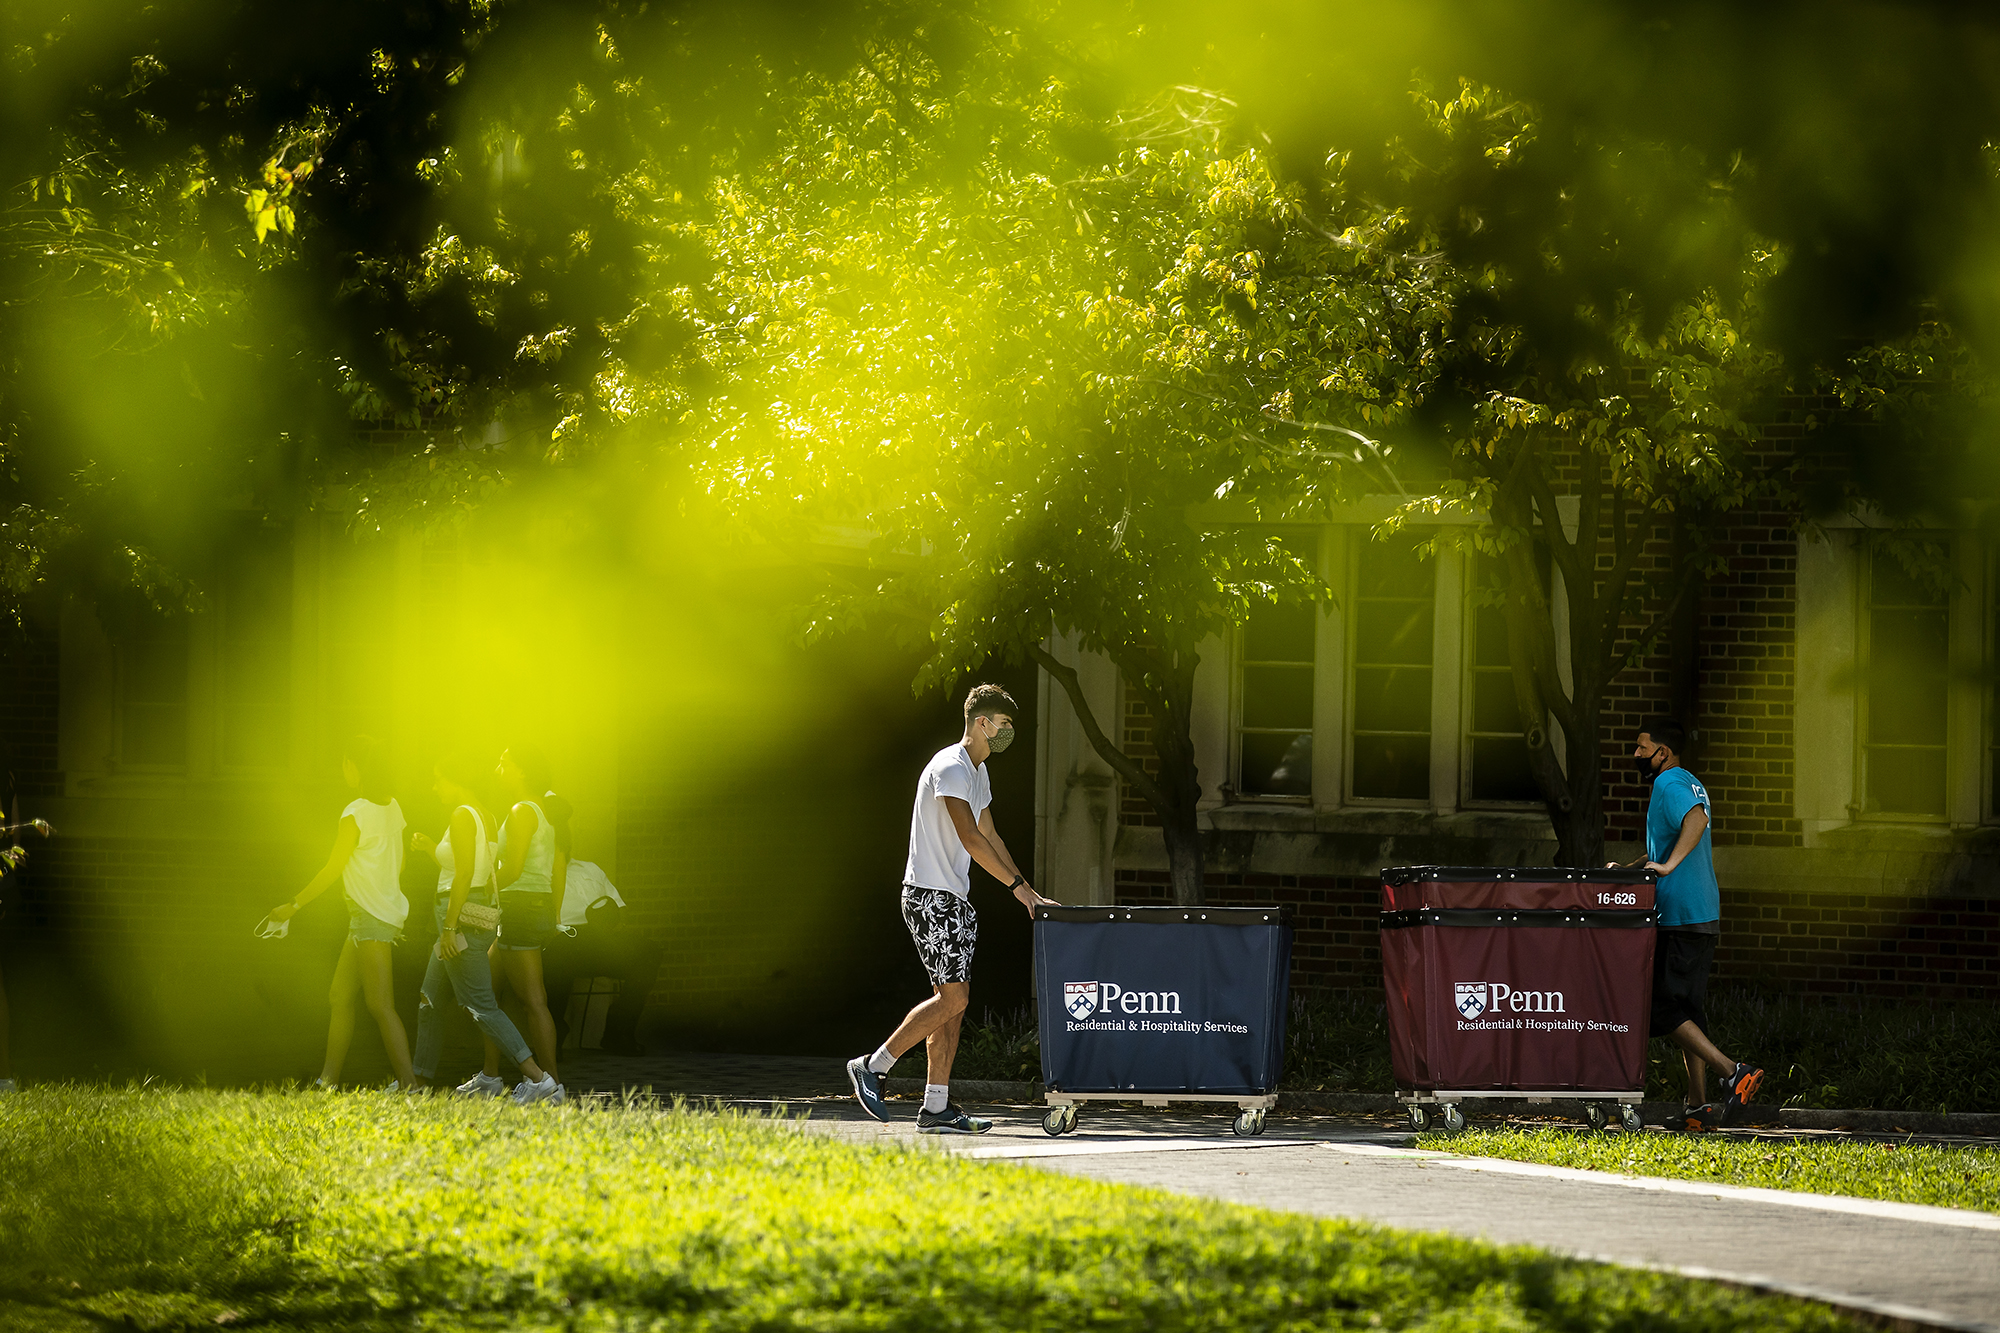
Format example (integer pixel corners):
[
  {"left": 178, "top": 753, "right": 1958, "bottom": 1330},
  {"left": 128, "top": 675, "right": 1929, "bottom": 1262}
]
[{"left": 1646, "top": 766, "right": 1720, "bottom": 928}]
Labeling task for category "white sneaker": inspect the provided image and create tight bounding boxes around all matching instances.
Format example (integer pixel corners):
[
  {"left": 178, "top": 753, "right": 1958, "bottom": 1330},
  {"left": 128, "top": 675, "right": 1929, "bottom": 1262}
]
[
  {"left": 511, "top": 1074, "right": 565, "bottom": 1106},
  {"left": 0, "top": 1078, "right": 15, "bottom": 1094},
  {"left": 454, "top": 1072, "right": 508, "bottom": 1099}
]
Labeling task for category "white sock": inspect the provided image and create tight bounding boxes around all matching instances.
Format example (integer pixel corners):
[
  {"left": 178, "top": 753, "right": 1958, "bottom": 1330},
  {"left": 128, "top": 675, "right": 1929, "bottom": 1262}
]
[
  {"left": 866, "top": 1045, "right": 897, "bottom": 1075},
  {"left": 923, "top": 1084, "right": 949, "bottom": 1113}
]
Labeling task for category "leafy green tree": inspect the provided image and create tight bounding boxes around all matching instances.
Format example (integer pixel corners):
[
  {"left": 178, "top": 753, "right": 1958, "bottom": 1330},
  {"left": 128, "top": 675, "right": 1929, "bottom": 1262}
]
[{"left": 661, "top": 55, "right": 1443, "bottom": 902}]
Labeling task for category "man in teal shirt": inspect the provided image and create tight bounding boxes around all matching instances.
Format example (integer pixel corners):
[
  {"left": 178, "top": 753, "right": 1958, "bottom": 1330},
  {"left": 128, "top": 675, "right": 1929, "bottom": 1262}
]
[{"left": 1619, "top": 718, "right": 1765, "bottom": 1131}]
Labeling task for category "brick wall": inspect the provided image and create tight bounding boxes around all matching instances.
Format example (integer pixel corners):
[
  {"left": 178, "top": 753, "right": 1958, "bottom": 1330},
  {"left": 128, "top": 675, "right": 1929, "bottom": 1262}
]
[
  {"left": 0, "top": 621, "right": 62, "bottom": 798},
  {"left": 1117, "top": 867, "right": 1381, "bottom": 991},
  {"left": 1717, "top": 885, "right": 1999, "bottom": 1001}
]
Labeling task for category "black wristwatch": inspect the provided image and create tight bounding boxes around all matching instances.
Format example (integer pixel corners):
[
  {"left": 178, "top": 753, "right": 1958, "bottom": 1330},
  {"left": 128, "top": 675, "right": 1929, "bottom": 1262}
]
[{"left": 1008, "top": 875, "right": 1026, "bottom": 890}]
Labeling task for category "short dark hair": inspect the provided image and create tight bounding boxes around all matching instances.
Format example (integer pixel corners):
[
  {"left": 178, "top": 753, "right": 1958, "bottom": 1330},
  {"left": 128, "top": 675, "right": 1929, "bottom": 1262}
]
[
  {"left": 345, "top": 734, "right": 392, "bottom": 801},
  {"left": 1642, "top": 717, "right": 1687, "bottom": 755},
  {"left": 964, "top": 683, "right": 1018, "bottom": 723}
]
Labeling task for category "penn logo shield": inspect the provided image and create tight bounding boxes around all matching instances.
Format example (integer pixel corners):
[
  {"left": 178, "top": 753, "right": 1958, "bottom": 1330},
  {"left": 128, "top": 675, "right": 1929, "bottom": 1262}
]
[
  {"left": 1455, "top": 982, "right": 1488, "bottom": 1019},
  {"left": 1064, "top": 982, "right": 1099, "bottom": 1019}
]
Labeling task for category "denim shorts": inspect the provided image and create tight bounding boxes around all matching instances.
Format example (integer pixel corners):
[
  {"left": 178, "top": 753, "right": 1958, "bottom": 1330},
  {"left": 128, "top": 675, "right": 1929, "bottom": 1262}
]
[
  {"left": 346, "top": 901, "right": 403, "bottom": 945},
  {"left": 498, "top": 892, "right": 556, "bottom": 951}
]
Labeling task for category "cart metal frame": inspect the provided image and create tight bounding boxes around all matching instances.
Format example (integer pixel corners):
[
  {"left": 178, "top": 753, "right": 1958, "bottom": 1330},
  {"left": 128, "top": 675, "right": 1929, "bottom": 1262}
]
[
  {"left": 1397, "top": 1088, "right": 1644, "bottom": 1133},
  {"left": 1042, "top": 1089, "right": 1280, "bottom": 1137}
]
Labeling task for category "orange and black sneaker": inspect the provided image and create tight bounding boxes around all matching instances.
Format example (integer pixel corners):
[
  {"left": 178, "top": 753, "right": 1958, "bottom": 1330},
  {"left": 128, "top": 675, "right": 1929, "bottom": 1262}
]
[
  {"left": 1719, "top": 1062, "right": 1765, "bottom": 1124},
  {"left": 1664, "top": 1102, "right": 1722, "bottom": 1132}
]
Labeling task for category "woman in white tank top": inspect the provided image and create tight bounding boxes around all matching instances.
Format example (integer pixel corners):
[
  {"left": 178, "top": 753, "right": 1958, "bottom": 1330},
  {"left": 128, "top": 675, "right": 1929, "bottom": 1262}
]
[
  {"left": 264, "top": 736, "right": 416, "bottom": 1089},
  {"left": 478, "top": 746, "right": 563, "bottom": 1087},
  {"left": 408, "top": 755, "right": 561, "bottom": 1103}
]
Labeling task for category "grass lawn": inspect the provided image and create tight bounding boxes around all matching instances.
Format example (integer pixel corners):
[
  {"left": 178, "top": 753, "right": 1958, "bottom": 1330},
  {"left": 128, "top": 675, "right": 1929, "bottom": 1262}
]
[
  {"left": 0, "top": 1089, "right": 1876, "bottom": 1333},
  {"left": 1424, "top": 1125, "right": 2000, "bottom": 1213}
]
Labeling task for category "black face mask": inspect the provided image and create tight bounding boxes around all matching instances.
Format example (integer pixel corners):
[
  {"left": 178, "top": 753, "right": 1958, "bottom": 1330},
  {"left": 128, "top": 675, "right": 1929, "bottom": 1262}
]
[{"left": 1633, "top": 750, "right": 1661, "bottom": 781}]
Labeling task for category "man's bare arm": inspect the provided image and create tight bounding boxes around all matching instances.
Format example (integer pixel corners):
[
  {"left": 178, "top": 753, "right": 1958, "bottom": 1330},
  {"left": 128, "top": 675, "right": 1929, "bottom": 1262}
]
[
  {"left": 976, "top": 807, "right": 1026, "bottom": 882},
  {"left": 946, "top": 798, "right": 1057, "bottom": 916},
  {"left": 1647, "top": 804, "right": 1709, "bottom": 877}
]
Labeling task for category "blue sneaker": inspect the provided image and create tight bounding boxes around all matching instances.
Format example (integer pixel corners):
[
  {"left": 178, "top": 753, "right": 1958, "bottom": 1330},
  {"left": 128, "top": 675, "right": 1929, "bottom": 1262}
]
[{"left": 847, "top": 1056, "right": 889, "bottom": 1122}]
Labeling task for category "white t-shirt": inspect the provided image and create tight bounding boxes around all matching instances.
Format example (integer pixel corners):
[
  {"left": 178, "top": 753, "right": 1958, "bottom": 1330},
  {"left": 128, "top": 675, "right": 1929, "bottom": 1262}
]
[
  {"left": 561, "top": 859, "right": 627, "bottom": 927},
  {"left": 342, "top": 797, "right": 409, "bottom": 928},
  {"left": 904, "top": 743, "right": 992, "bottom": 900}
]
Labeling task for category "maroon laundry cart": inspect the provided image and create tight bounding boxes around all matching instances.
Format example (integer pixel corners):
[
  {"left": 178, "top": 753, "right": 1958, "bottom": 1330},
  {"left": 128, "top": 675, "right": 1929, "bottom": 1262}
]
[{"left": 1379, "top": 865, "right": 1657, "bottom": 1132}]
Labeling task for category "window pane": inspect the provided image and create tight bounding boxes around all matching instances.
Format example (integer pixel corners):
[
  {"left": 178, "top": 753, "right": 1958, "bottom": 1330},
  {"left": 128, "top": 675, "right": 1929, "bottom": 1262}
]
[
  {"left": 1244, "top": 601, "right": 1315, "bottom": 663},
  {"left": 1351, "top": 734, "right": 1429, "bottom": 800},
  {"left": 1871, "top": 552, "right": 1946, "bottom": 608},
  {"left": 1355, "top": 601, "right": 1434, "bottom": 665},
  {"left": 1863, "top": 548, "right": 1949, "bottom": 817},
  {"left": 1472, "top": 604, "right": 1511, "bottom": 668},
  {"left": 1241, "top": 732, "right": 1311, "bottom": 796},
  {"left": 1242, "top": 663, "right": 1314, "bottom": 730},
  {"left": 1471, "top": 670, "right": 1523, "bottom": 734},
  {"left": 1354, "top": 664, "right": 1431, "bottom": 733},
  {"left": 1867, "top": 747, "right": 1947, "bottom": 819},
  {"left": 1356, "top": 544, "right": 1435, "bottom": 598},
  {"left": 123, "top": 703, "right": 187, "bottom": 767},
  {"left": 1469, "top": 736, "right": 1541, "bottom": 803}
]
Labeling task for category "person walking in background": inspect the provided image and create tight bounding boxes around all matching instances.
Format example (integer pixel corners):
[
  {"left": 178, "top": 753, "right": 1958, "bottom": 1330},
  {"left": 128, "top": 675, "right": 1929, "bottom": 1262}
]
[
  {"left": 1616, "top": 717, "right": 1766, "bottom": 1132},
  {"left": 475, "top": 746, "right": 564, "bottom": 1104},
  {"left": 847, "top": 684, "right": 1055, "bottom": 1133},
  {"left": 266, "top": 736, "right": 417, "bottom": 1091},
  {"left": 409, "top": 755, "right": 560, "bottom": 1104}
]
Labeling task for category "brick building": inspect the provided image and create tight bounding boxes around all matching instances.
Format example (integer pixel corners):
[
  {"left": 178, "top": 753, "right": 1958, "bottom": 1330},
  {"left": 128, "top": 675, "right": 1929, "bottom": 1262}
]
[{"left": 1032, "top": 495, "right": 2000, "bottom": 1004}]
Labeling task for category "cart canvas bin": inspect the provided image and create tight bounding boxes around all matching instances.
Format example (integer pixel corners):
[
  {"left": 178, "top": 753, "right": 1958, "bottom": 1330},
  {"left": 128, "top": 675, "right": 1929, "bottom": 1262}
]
[
  {"left": 1034, "top": 904, "right": 1292, "bottom": 1137},
  {"left": 1379, "top": 866, "right": 1657, "bottom": 1132}
]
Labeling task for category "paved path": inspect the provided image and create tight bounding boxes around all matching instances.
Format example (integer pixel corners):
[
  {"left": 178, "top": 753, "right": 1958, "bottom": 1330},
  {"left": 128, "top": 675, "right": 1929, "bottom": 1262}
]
[{"left": 564, "top": 1054, "right": 2000, "bottom": 1332}]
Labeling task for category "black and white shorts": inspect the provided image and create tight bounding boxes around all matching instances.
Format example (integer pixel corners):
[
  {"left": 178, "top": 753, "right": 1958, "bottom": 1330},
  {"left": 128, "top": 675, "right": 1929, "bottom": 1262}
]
[{"left": 901, "top": 884, "right": 978, "bottom": 986}]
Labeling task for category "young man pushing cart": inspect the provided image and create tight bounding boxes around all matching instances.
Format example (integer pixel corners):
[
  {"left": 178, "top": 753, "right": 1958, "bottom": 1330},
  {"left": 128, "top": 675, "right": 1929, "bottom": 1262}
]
[
  {"left": 848, "top": 684, "right": 1055, "bottom": 1133},
  {"left": 1615, "top": 718, "right": 1766, "bottom": 1132}
]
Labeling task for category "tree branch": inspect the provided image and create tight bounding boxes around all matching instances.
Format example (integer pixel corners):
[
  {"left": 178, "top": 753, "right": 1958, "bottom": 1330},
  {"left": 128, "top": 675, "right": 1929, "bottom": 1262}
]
[{"left": 1026, "top": 639, "right": 1173, "bottom": 814}]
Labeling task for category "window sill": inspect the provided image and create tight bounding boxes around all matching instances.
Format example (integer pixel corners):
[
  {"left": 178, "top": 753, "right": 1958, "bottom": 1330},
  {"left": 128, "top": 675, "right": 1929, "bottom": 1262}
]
[{"left": 1201, "top": 804, "right": 1555, "bottom": 838}]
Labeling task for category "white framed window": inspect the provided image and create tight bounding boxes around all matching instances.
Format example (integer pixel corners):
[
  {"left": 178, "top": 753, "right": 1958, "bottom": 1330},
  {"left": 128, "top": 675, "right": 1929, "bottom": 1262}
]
[
  {"left": 114, "top": 610, "right": 190, "bottom": 771},
  {"left": 1234, "top": 598, "right": 1316, "bottom": 798},
  {"left": 1346, "top": 531, "right": 1435, "bottom": 802},
  {"left": 1856, "top": 543, "right": 1951, "bottom": 821}
]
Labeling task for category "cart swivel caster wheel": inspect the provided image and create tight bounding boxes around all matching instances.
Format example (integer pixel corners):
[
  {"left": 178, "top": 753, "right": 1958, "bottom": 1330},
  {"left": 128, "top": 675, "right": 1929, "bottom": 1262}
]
[
  {"left": 1584, "top": 1103, "right": 1607, "bottom": 1132},
  {"left": 1619, "top": 1104, "right": 1644, "bottom": 1133},
  {"left": 1232, "top": 1109, "right": 1267, "bottom": 1137},
  {"left": 1440, "top": 1103, "right": 1466, "bottom": 1133},
  {"left": 1042, "top": 1108, "right": 1066, "bottom": 1137},
  {"left": 1408, "top": 1104, "right": 1430, "bottom": 1132}
]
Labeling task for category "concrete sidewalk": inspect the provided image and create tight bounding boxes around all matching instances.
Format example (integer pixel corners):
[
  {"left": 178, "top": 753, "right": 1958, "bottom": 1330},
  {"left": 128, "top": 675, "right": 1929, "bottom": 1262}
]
[
  {"left": 561, "top": 1054, "right": 2000, "bottom": 1332},
  {"left": 807, "top": 1102, "right": 2000, "bottom": 1333}
]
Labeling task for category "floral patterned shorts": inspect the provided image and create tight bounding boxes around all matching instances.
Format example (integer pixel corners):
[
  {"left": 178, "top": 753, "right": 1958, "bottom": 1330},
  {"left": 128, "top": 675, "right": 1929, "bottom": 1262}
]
[{"left": 900, "top": 884, "right": 978, "bottom": 986}]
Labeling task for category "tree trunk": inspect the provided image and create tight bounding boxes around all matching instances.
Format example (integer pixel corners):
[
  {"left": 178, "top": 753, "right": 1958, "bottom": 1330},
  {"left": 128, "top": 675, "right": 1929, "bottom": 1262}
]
[{"left": 1553, "top": 690, "right": 1608, "bottom": 867}]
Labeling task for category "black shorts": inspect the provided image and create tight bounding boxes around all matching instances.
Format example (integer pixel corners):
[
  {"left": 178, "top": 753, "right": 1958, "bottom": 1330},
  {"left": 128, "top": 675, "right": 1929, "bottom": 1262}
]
[
  {"left": 901, "top": 884, "right": 977, "bottom": 986},
  {"left": 1650, "top": 929, "right": 1716, "bottom": 1037}
]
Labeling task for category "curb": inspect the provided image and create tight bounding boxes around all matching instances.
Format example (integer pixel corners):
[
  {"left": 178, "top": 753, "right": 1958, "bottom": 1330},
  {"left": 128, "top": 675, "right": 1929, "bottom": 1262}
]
[{"left": 887, "top": 1081, "right": 2000, "bottom": 1135}]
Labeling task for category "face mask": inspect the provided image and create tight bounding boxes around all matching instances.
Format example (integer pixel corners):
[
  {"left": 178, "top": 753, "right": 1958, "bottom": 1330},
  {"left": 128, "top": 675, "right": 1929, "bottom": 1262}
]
[
  {"left": 985, "top": 724, "right": 1016, "bottom": 755},
  {"left": 1633, "top": 750, "right": 1660, "bottom": 781}
]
